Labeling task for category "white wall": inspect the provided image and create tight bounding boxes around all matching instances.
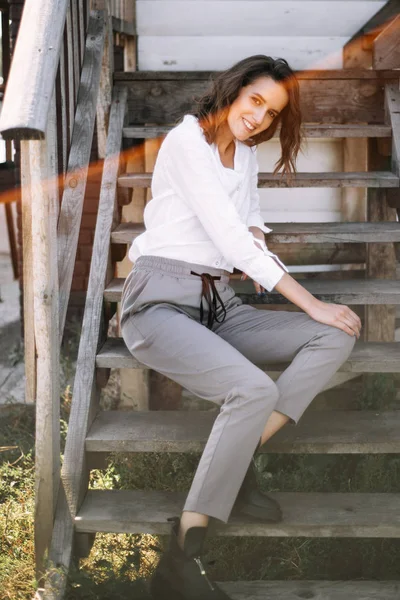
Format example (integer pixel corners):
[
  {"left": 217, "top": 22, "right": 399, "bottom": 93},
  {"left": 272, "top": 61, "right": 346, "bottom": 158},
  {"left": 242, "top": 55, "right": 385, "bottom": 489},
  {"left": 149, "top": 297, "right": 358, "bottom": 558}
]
[{"left": 257, "top": 138, "right": 343, "bottom": 224}]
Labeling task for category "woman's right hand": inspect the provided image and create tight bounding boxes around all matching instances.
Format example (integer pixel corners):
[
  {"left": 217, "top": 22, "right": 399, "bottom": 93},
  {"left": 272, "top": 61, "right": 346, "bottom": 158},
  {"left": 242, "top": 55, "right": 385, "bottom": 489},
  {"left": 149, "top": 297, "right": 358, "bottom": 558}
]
[{"left": 307, "top": 300, "right": 362, "bottom": 339}]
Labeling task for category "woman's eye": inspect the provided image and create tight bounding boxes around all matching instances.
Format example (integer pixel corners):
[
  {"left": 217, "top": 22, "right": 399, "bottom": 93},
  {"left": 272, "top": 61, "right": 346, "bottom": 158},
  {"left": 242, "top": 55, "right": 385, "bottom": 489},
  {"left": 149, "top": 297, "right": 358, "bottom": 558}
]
[
  {"left": 252, "top": 97, "right": 261, "bottom": 106},
  {"left": 268, "top": 110, "right": 275, "bottom": 118}
]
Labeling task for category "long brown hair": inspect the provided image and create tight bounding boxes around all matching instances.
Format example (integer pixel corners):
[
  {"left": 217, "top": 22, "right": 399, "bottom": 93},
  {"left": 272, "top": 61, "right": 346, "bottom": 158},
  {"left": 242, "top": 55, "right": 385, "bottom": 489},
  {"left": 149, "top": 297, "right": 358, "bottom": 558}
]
[{"left": 191, "top": 55, "right": 303, "bottom": 176}]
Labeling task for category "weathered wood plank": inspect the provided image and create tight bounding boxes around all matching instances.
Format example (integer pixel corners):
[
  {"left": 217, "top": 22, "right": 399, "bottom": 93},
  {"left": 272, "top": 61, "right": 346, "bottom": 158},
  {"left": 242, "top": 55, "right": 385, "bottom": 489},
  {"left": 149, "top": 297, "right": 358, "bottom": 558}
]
[
  {"left": 385, "top": 83, "right": 400, "bottom": 176},
  {"left": 105, "top": 277, "right": 400, "bottom": 305},
  {"left": 115, "top": 69, "right": 400, "bottom": 81},
  {"left": 71, "top": 0, "right": 80, "bottom": 101},
  {"left": 374, "top": 14, "right": 400, "bottom": 70},
  {"left": 66, "top": 3, "right": 75, "bottom": 140},
  {"left": 222, "top": 580, "right": 400, "bottom": 600},
  {"left": 57, "top": 11, "right": 106, "bottom": 339},
  {"left": 118, "top": 171, "right": 399, "bottom": 188},
  {"left": 86, "top": 410, "right": 400, "bottom": 454},
  {"left": 96, "top": 338, "right": 400, "bottom": 373},
  {"left": 123, "top": 123, "right": 392, "bottom": 139},
  {"left": 112, "top": 15, "right": 135, "bottom": 36},
  {"left": 96, "top": 7, "right": 114, "bottom": 159},
  {"left": 0, "top": 0, "right": 69, "bottom": 139},
  {"left": 20, "top": 143, "right": 36, "bottom": 406},
  {"left": 117, "top": 72, "right": 400, "bottom": 124},
  {"left": 111, "top": 221, "right": 400, "bottom": 244},
  {"left": 30, "top": 94, "right": 60, "bottom": 578},
  {"left": 76, "top": 489, "right": 400, "bottom": 537},
  {"left": 61, "top": 88, "right": 127, "bottom": 515}
]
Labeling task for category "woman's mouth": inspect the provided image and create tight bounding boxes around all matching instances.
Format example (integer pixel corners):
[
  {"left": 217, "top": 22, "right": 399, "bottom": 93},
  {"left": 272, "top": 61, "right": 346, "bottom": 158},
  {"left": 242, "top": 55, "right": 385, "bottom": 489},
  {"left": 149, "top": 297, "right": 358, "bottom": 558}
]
[{"left": 242, "top": 117, "right": 255, "bottom": 133}]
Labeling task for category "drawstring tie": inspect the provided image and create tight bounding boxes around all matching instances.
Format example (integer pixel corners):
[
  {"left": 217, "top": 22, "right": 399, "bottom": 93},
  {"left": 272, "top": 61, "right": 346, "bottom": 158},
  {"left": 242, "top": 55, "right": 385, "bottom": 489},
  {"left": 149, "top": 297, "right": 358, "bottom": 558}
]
[{"left": 190, "top": 271, "right": 227, "bottom": 330}]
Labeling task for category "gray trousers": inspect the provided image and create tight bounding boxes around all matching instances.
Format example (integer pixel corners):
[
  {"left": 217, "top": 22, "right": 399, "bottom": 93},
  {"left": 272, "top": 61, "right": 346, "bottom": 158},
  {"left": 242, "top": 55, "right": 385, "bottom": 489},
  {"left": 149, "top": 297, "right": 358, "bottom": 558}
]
[{"left": 120, "top": 255, "right": 356, "bottom": 523}]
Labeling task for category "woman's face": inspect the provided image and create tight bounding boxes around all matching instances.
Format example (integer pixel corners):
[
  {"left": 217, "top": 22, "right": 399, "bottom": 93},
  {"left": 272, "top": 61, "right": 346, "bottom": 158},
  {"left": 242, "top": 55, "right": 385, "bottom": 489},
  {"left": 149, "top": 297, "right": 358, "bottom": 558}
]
[{"left": 227, "top": 76, "right": 289, "bottom": 141}]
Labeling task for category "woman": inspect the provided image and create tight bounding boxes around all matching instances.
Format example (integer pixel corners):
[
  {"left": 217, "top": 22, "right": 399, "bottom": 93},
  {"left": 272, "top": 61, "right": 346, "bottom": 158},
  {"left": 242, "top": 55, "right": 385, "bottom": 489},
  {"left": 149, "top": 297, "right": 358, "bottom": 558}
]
[{"left": 120, "top": 55, "right": 361, "bottom": 600}]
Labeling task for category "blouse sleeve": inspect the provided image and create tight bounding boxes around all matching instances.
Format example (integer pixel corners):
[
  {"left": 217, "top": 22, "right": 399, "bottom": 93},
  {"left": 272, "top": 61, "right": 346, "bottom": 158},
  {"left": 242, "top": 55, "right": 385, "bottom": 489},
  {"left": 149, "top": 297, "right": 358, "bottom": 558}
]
[
  {"left": 247, "top": 147, "right": 273, "bottom": 234},
  {"left": 163, "top": 125, "right": 288, "bottom": 292}
]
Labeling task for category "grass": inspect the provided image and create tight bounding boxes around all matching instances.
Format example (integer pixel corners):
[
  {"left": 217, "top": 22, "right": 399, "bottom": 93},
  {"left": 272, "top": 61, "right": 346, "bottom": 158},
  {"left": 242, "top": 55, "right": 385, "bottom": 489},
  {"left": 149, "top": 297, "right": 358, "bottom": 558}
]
[{"left": 1, "top": 341, "right": 400, "bottom": 598}]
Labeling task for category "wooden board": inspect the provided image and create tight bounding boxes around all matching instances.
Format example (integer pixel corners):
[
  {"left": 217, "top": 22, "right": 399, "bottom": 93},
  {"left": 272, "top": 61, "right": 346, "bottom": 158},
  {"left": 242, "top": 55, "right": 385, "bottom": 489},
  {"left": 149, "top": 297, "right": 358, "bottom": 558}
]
[
  {"left": 123, "top": 123, "right": 392, "bottom": 139},
  {"left": 104, "top": 277, "right": 400, "bottom": 305},
  {"left": 374, "top": 14, "right": 400, "bottom": 70},
  {"left": 111, "top": 221, "right": 400, "bottom": 244},
  {"left": 221, "top": 580, "right": 400, "bottom": 600},
  {"left": 96, "top": 338, "right": 400, "bottom": 373},
  {"left": 60, "top": 88, "right": 127, "bottom": 515},
  {"left": 86, "top": 410, "right": 400, "bottom": 454},
  {"left": 57, "top": 10, "right": 106, "bottom": 338},
  {"left": 115, "top": 70, "right": 400, "bottom": 81},
  {"left": 76, "top": 489, "right": 400, "bottom": 537},
  {"left": 118, "top": 171, "right": 399, "bottom": 188}
]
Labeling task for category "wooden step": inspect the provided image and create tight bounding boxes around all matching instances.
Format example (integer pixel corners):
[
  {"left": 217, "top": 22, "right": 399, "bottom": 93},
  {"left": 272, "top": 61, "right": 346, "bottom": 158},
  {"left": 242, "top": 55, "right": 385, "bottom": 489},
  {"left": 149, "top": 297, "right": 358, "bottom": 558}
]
[
  {"left": 75, "top": 489, "right": 400, "bottom": 537},
  {"left": 118, "top": 171, "right": 399, "bottom": 189},
  {"left": 187, "top": 580, "right": 400, "bottom": 600},
  {"left": 96, "top": 338, "right": 400, "bottom": 373},
  {"left": 104, "top": 277, "right": 400, "bottom": 305},
  {"left": 123, "top": 123, "right": 393, "bottom": 140},
  {"left": 86, "top": 410, "right": 400, "bottom": 454},
  {"left": 111, "top": 221, "right": 400, "bottom": 245}
]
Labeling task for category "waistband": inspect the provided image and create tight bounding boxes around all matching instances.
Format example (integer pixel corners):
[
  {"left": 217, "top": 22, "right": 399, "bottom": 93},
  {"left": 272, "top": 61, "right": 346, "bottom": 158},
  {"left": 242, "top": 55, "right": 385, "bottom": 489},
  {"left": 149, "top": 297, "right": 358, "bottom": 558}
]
[{"left": 135, "top": 255, "right": 231, "bottom": 282}]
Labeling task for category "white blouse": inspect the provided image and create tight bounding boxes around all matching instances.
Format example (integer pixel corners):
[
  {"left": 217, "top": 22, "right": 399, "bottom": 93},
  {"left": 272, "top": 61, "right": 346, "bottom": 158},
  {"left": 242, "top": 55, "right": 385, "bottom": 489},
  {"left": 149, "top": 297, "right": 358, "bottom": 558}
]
[{"left": 128, "top": 114, "right": 289, "bottom": 292}]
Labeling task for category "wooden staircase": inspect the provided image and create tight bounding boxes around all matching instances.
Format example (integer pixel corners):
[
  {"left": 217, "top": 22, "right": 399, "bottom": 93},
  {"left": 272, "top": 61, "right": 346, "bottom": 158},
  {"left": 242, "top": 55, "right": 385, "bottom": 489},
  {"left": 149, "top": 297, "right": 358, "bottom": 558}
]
[
  {"left": 1, "top": 2, "right": 400, "bottom": 596},
  {"left": 45, "top": 69, "right": 400, "bottom": 598}
]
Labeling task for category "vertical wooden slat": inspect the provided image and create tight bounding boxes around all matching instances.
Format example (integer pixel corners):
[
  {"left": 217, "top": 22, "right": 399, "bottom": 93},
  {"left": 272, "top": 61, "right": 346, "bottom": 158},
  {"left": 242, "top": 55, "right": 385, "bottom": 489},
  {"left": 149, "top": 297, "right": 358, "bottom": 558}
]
[
  {"left": 20, "top": 142, "right": 36, "bottom": 406},
  {"left": 78, "top": 0, "right": 86, "bottom": 64},
  {"left": 96, "top": 2, "right": 113, "bottom": 158},
  {"left": 365, "top": 137, "right": 398, "bottom": 342},
  {"left": 31, "top": 92, "right": 61, "bottom": 579},
  {"left": 59, "top": 43, "right": 68, "bottom": 176},
  {"left": 57, "top": 10, "right": 106, "bottom": 339},
  {"left": 66, "top": 3, "right": 75, "bottom": 141},
  {"left": 71, "top": 0, "right": 80, "bottom": 99}
]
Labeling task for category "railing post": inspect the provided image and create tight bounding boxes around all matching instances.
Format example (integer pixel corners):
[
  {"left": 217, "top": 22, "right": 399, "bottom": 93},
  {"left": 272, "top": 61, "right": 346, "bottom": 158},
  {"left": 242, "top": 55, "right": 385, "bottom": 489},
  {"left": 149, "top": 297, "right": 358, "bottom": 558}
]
[{"left": 28, "top": 93, "right": 61, "bottom": 580}]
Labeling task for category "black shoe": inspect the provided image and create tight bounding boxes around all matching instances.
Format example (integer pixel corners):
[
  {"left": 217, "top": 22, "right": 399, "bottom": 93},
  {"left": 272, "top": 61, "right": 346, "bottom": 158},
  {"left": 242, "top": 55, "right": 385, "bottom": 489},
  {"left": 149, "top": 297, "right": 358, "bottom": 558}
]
[
  {"left": 233, "top": 442, "right": 283, "bottom": 523},
  {"left": 150, "top": 516, "right": 232, "bottom": 600}
]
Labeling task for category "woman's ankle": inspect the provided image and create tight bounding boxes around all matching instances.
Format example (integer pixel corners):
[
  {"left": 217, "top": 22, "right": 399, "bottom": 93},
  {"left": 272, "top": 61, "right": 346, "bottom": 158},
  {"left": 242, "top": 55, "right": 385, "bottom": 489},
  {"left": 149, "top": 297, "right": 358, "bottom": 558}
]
[{"left": 177, "top": 511, "right": 209, "bottom": 551}]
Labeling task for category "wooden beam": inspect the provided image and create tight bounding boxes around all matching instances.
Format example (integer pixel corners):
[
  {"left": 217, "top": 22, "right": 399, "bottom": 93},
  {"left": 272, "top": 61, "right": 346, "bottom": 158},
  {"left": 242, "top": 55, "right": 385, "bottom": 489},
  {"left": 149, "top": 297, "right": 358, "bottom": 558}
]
[
  {"left": 96, "top": 4, "right": 114, "bottom": 159},
  {"left": 57, "top": 10, "right": 106, "bottom": 340},
  {"left": 385, "top": 83, "right": 400, "bottom": 175},
  {"left": 30, "top": 94, "right": 61, "bottom": 580},
  {"left": 61, "top": 85, "right": 127, "bottom": 519},
  {"left": 119, "top": 75, "right": 399, "bottom": 125},
  {"left": 0, "top": 0, "right": 69, "bottom": 139},
  {"left": 343, "top": 0, "right": 400, "bottom": 68},
  {"left": 374, "top": 14, "right": 400, "bottom": 69}
]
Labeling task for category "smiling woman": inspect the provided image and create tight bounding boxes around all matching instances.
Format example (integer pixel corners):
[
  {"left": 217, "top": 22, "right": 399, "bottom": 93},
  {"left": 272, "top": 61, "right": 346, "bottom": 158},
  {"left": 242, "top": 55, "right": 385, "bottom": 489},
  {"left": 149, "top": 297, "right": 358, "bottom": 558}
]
[
  {"left": 120, "top": 54, "right": 361, "bottom": 600},
  {"left": 193, "top": 55, "right": 303, "bottom": 175}
]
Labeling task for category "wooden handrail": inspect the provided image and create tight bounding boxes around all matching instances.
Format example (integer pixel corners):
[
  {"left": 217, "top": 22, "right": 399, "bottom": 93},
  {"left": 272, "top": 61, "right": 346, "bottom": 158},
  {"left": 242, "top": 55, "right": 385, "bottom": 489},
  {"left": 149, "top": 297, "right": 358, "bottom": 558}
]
[{"left": 0, "top": 0, "right": 69, "bottom": 140}]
